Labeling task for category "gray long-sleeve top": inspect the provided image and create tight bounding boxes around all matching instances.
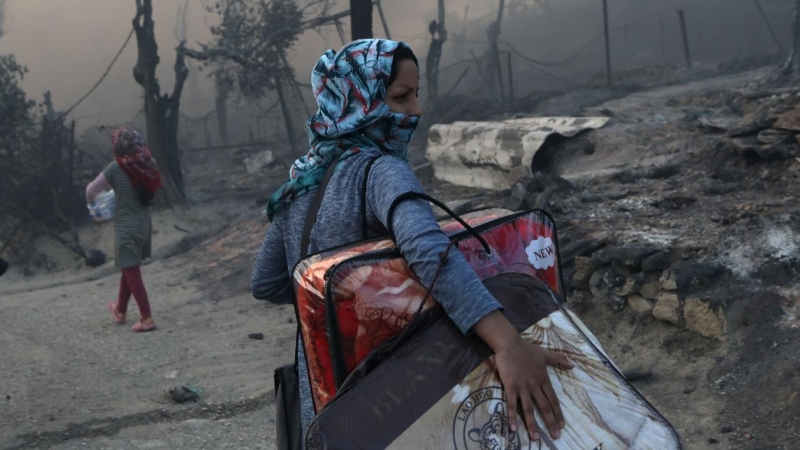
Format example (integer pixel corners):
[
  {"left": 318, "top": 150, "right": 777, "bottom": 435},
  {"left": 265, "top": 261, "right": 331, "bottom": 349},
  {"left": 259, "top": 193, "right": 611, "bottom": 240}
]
[{"left": 251, "top": 149, "right": 502, "bottom": 446}]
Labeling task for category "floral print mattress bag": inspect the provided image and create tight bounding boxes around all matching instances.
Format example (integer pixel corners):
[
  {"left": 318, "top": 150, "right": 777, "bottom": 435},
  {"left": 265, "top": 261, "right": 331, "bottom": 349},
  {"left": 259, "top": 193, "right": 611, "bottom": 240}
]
[{"left": 292, "top": 203, "right": 681, "bottom": 449}]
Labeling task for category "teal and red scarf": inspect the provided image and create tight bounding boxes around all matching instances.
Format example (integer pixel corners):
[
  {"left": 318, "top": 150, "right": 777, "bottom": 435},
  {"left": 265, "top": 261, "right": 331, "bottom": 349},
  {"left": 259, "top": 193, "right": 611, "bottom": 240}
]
[{"left": 266, "top": 39, "right": 420, "bottom": 221}]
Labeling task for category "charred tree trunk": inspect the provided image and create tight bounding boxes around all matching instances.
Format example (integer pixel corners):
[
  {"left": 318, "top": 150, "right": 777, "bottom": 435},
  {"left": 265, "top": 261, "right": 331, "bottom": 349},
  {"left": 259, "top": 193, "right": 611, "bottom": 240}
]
[
  {"left": 275, "top": 72, "right": 299, "bottom": 158},
  {"left": 133, "top": 0, "right": 188, "bottom": 202},
  {"left": 782, "top": 0, "right": 800, "bottom": 75},
  {"left": 486, "top": 0, "right": 505, "bottom": 94},
  {"left": 214, "top": 72, "right": 231, "bottom": 146},
  {"left": 350, "top": 0, "right": 373, "bottom": 40},
  {"left": 425, "top": 0, "right": 448, "bottom": 103}
]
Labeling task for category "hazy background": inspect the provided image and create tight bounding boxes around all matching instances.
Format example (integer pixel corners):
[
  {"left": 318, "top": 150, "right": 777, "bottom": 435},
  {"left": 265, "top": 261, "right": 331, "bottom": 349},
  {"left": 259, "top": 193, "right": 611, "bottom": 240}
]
[{"left": 0, "top": 0, "right": 792, "bottom": 134}]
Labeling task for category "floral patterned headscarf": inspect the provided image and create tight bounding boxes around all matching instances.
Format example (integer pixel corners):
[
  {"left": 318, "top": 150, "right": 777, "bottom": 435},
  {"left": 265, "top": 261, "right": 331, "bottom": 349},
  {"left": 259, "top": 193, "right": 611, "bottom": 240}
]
[
  {"left": 266, "top": 39, "right": 420, "bottom": 220},
  {"left": 111, "top": 127, "right": 162, "bottom": 195}
]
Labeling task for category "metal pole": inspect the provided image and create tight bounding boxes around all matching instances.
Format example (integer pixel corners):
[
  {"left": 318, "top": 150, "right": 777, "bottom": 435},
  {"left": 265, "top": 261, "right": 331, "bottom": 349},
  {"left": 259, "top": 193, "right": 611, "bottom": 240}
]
[
  {"left": 754, "top": 0, "right": 785, "bottom": 55},
  {"left": 678, "top": 10, "right": 692, "bottom": 68},
  {"left": 68, "top": 121, "right": 76, "bottom": 199},
  {"left": 602, "top": 0, "right": 612, "bottom": 85},
  {"left": 376, "top": 0, "right": 391, "bottom": 39},
  {"left": 506, "top": 51, "right": 514, "bottom": 102}
]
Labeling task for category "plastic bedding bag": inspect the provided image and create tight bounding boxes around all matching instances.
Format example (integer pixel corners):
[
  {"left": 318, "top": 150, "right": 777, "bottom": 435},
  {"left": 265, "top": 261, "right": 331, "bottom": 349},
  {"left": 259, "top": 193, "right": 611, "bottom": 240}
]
[{"left": 292, "top": 208, "right": 682, "bottom": 450}]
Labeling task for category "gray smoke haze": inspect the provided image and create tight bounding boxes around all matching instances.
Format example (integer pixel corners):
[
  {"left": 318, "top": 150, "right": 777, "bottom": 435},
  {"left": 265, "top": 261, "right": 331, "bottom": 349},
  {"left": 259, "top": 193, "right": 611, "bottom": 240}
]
[{"left": 0, "top": 0, "right": 790, "bottom": 132}]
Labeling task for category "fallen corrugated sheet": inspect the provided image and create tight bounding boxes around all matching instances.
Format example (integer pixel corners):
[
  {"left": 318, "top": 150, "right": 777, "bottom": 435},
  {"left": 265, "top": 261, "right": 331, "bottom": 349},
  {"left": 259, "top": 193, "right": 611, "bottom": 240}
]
[{"left": 426, "top": 117, "right": 609, "bottom": 190}]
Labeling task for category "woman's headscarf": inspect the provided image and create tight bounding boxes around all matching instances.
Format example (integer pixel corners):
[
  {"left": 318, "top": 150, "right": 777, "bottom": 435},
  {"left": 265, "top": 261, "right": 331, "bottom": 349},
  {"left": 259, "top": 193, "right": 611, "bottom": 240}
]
[
  {"left": 111, "top": 127, "right": 162, "bottom": 195},
  {"left": 266, "top": 39, "right": 420, "bottom": 220}
]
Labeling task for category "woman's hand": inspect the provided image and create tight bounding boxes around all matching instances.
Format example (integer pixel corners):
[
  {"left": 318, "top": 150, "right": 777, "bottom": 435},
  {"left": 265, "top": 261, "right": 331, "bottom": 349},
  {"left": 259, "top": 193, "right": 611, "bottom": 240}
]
[
  {"left": 85, "top": 173, "right": 110, "bottom": 204},
  {"left": 472, "top": 311, "right": 574, "bottom": 441}
]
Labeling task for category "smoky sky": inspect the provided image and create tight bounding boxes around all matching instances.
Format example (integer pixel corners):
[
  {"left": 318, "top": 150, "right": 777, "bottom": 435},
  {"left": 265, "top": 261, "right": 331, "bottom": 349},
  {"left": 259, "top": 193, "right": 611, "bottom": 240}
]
[{"left": 0, "top": 0, "right": 790, "bottom": 132}]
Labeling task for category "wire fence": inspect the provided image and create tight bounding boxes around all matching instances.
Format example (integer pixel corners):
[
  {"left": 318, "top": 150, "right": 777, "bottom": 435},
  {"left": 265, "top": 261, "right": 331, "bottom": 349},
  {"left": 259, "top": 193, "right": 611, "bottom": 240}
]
[{"left": 68, "top": 0, "right": 794, "bottom": 173}]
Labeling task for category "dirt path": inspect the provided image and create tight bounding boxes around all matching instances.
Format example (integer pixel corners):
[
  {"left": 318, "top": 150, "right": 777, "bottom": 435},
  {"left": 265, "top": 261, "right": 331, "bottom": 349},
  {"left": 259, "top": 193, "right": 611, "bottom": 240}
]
[{"left": 0, "top": 200, "right": 292, "bottom": 450}]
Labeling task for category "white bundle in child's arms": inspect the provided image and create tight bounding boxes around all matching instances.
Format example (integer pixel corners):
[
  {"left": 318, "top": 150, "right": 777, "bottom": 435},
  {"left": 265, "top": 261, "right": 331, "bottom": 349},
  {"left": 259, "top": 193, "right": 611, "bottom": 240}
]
[{"left": 88, "top": 190, "right": 115, "bottom": 222}]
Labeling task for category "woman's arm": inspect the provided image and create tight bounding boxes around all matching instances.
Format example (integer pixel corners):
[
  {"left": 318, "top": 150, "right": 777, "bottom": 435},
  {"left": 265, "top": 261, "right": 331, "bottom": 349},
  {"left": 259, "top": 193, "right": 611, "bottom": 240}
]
[
  {"left": 368, "top": 157, "right": 572, "bottom": 441},
  {"left": 85, "top": 173, "right": 110, "bottom": 204},
  {"left": 251, "top": 216, "right": 293, "bottom": 304}
]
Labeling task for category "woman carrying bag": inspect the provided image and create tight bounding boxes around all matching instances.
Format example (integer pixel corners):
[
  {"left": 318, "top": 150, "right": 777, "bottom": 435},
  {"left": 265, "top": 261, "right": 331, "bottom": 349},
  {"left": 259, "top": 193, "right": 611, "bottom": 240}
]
[
  {"left": 86, "top": 127, "right": 161, "bottom": 332},
  {"left": 250, "top": 39, "right": 573, "bottom": 449}
]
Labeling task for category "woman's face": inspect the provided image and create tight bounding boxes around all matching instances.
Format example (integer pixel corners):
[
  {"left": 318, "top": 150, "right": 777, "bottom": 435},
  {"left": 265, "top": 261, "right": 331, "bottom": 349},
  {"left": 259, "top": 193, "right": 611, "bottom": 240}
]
[{"left": 384, "top": 59, "right": 423, "bottom": 117}]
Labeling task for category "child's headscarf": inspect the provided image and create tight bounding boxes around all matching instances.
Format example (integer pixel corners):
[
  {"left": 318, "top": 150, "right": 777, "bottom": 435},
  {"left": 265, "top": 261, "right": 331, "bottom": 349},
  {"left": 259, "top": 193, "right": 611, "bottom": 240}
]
[
  {"left": 266, "top": 39, "right": 420, "bottom": 221},
  {"left": 111, "top": 127, "right": 162, "bottom": 195}
]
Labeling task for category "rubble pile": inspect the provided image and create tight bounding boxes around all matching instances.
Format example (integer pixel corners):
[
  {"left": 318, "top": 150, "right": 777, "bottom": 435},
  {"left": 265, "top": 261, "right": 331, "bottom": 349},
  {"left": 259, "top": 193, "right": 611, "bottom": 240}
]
[
  {"left": 723, "top": 90, "right": 800, "bottom": 161},
  {"left": 570, "top": 246, "right": 727, "bottom": 339}
]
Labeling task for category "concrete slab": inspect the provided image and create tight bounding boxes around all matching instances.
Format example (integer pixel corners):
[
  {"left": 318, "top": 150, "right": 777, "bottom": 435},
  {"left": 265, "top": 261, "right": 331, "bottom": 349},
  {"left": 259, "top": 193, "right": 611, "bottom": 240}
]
[{"left": 426, "top": 117, "right": 608, "bottom": 190}]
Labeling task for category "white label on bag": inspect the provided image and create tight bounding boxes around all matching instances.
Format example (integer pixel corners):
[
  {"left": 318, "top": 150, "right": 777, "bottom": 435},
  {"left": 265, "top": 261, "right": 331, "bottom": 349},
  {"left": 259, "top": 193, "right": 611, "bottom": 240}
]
[{"left": 525, "top": 236, "right": 556, "bottom": 269}]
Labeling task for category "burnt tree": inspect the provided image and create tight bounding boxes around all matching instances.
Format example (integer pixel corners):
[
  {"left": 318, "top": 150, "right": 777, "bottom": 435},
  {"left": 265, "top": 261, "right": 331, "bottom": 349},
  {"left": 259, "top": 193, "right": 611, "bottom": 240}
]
[
  {"left": 350, "top": 0, "right": 373, "bottom": 40},
  {"left": 133, "top": 0, "right": 188, "bottom": 201},
  {"left": 486, "top": 0, "right": 505, "bottom": 95},
  {"left": 214, "top": 70, "right": 233, "bottom": 146},
  {"left": 425, "top": 0, "right": 448, "bottom": 103},
  {"left": 782, "top": 0, "right": 800, "bottom": 75}
]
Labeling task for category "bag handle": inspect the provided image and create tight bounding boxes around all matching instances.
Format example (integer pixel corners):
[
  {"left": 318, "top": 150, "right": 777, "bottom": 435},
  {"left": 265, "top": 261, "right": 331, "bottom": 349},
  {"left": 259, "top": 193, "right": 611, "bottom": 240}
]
[
  {"left": 360, "top": 156, "right": 382, "bottom": 239},
  {"left": 386, "top": 192, "right": 493, "bottom": 255},
  {"left": 300, "top": 154, "right": 343, "bottom": 258}
]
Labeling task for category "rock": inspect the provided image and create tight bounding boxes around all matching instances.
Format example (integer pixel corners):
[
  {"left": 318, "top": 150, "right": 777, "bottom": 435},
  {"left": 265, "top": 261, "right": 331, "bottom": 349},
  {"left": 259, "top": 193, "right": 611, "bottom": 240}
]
[
  {"left": 85, "top": 250, "right": 107, "bottom": 268},
  {"left": 759, "top": 141, "right": 800, "bottom": 160},
  {"left": 615, "top": 273, "right": 645, "bottom": 296},
  {"left": 708, "top": 437, "right": 718, "bottom": 444},
  {"left": 609, "top": 294, "right": 626, "bottom": 312},
  {"left": 571, "top": 256, "right": 601, "bottom": 291},
  {"left": 581, "top": 194, "right": 602, "bottom": 203},
  {"left": 627, "top": 294, "right": 655, "bottom": 313},
  {"left": 505, "top": 182, "right": 528, "bottom": 211},
  {"left": 654, "top": 195, "right": 697, "bottom": 211},
  {"left": 684, "top": 297, "right": 726, "bottom": 340},
  {"left": 725, "top": 136, "right": 761, "bottom": 155},
  {"left": 505, "top": 165, "right": 533, "bottom": 187},
  {"left": 560, "top": 231, "right": 610, "bottom": 265},
  {"left": 653, "top": 292, "right": 683, "bottom": 325},
  {"left": 641, "top": 252, "right": 671, "bottom": 272},
  {"left": 720, "top": 426, "right": 733, "bottom": 433},
  {"left": 244, "top": 150, "right": 275, "bottom": 174},
  {"left": 660, "top": 262, "right": 723, "bottom": 291},
  {"left": 589, "top": 267, "right": 611, "bottom": 299},
  {"left": 698, "top": 116, "right": 739, "bottom": 132},
  {"left": 168, "top": 386, "right": 202, "bottom": 404},
  {"left": 756, "top": 128, "right": 793, "bottom": 145},
  {"left": 726, "top": 104, "right": 773, "bottom": 137},
  {"left": 773, "top": 105, "right": 800, "bottom": 131},
  {"left": 605, "top": 246, "right": 659, "bottom": 268},
  {"left": 639, "top": 273, "right": 662, "bottom": 300},
  {"left": 248, "top": 332, "right": 265, "bottom": 340}
]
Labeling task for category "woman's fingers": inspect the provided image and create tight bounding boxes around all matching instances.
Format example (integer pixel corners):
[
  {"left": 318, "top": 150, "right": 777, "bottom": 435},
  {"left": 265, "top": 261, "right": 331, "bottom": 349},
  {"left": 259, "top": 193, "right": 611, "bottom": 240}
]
[
  {"left": 531, "top": 384, "right": 561, "bottom": 439},
  {"left": 546, "top": 349, "right": 575, "bottom": 369},
  {"left": 542, "top": 382, "right": 565, "bottom": 432},
  {"left": 519, "top": 390, "right": 541, "bottom": 441},
  {"left": 505, "top": 385, "right": 520, "bottom": 433}
]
